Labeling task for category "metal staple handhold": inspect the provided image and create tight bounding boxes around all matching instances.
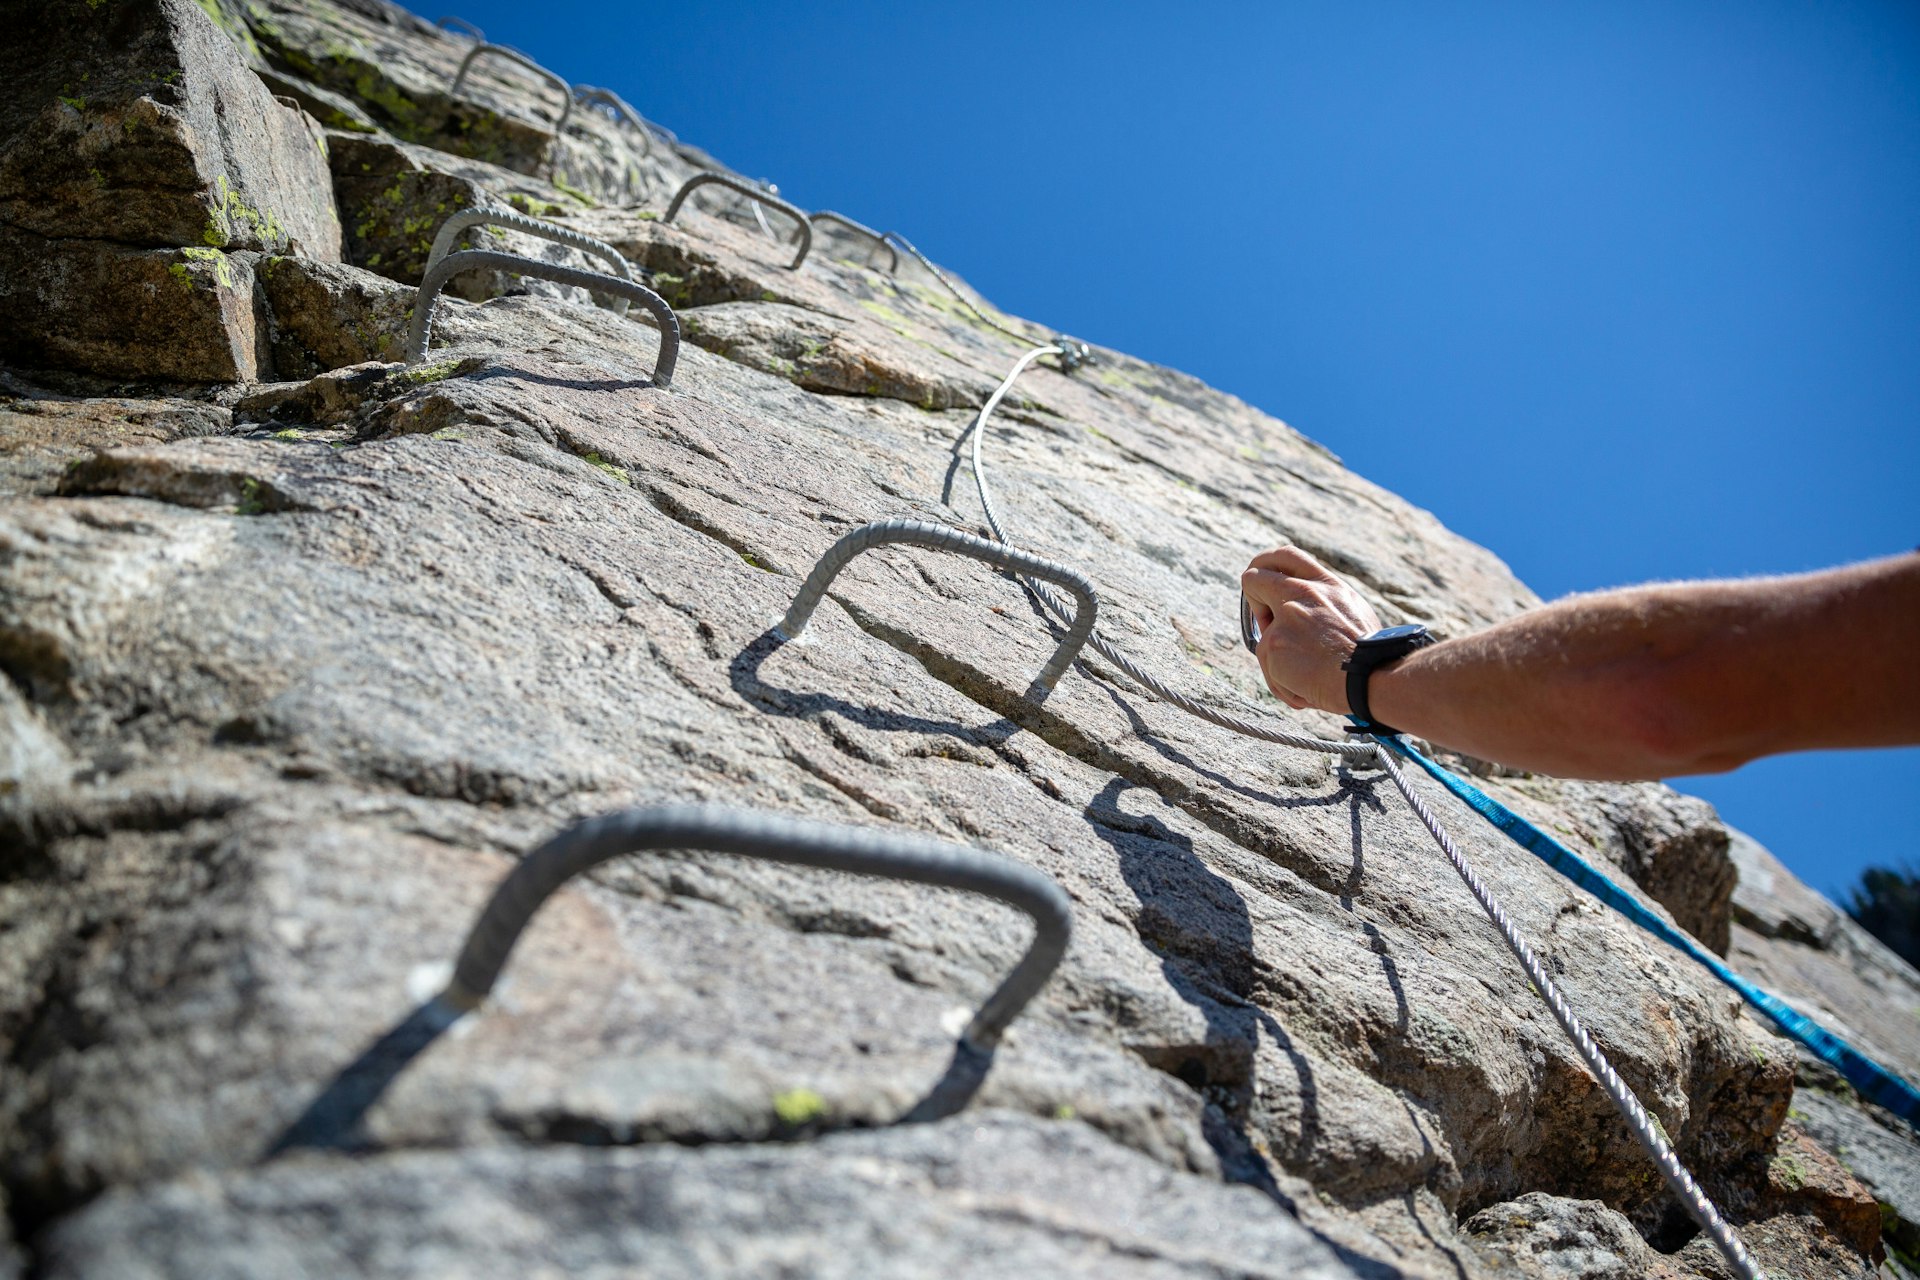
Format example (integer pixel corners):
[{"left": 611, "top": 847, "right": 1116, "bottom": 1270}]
[
  {"left": 663, "top": 171, "right": 813, "bottom": 270},
  {"left": 449, "top": 43, "right": 572, "bottom": 136},
  {"left": 442, "top": 803, "right": 1074, "bottom": 1052},
  {"left": 408, "top": 248, "right": 680, "bottom": 387},
  {"left": 426, "top": 206, "right": 636, "bottom": 317},
  {"left": 807, "top": 211, "right": 897, "bottom": 274},
  {"left": 572, "top": 85, "right": 655, "bottom": 159},
  {"left": 435, "top": 15, "right": 484, "bottom": 40},
  {"left": 779, "top": 518, "right": 1098, "bottom": 697}
]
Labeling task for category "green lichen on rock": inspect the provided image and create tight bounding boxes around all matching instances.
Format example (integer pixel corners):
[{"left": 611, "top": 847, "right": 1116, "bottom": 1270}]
[
  {"left": 191, "top": 0, "right": 262, "bottom": 58},
  {"left": 551, "top": 177, "right": 596, "bottom": 207},
  {"left": 203, "top": 173, "right": 285, "bottom": 250},
  {"left": 581, "top": 451, "right": 628, "bottom": 483},
  {"left": 234, "top": 476, "right": 269, "bottom": 515},
  {"left": 505, "top": 193, "right": 566, "bottom": 220},
  {"left": 403, "top": 358, "right": 464, "bottom": 385},
  {"left": 177, "top": 246, "right": 236, "bottom": 289},
  {"left": 771, "top": 1088, "right": 826, "bottom": 1127}
]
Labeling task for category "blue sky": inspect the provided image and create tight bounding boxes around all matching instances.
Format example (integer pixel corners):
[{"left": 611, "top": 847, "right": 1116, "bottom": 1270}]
[{"left": 451, "top": 1, "right": 1919, "bottom": 903}]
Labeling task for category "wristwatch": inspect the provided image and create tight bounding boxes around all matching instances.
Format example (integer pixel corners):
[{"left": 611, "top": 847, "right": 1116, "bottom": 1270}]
[{"left": 1342, "top": 623, "right": 1435, "bottom": 736}]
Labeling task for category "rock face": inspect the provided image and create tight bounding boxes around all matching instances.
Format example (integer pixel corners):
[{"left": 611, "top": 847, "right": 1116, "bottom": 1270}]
[
  {"left": 1, "top": 2, "right": 1915, "bottom": 1277},
  {"left": 0, "top": 0, "right": 341, "bottom": 381}
]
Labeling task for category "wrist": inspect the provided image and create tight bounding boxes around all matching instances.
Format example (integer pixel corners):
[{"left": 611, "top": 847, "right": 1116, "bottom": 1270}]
[
  {"left": 1364, "top": 655, "right": 1420, "bottom": 736},
  {"left": 1341, "top": 624, "right": 1436, "bottom": 735}
]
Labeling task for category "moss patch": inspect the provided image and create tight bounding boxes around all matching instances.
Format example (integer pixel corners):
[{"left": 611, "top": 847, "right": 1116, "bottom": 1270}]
[
  {"left": 772, "top": 1088, "right": 826, "bottom": 1127},
  {"left": 581, "top": 451, "right": 628, "bottom": 482}
]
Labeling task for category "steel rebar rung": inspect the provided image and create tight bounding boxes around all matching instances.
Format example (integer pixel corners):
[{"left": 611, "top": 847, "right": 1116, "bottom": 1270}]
[
  {"left": 663, "top": 172, "right": 813, "bottom": 270},
  {"left": 449, "top": 43, "right": 572, "bottom": 135},
  {"left": 435, "top": 15, "right": 484, "bottom": 40},
  {"left": 407, "top": 248, "right": 680, "bottom": 387},
  {"left": 779, "top": 518, "right": 1098, "bottom": 696},
  {"left": 808, "top": 211, "right": 897, "bottom": 273},
  {"left": 427, "top": 207, "right": 636, "bottom": 317},
  {"left": 573, "top": 85, "right": 655, "bottom": 159},
  {"left": 444, "top": 803, "right": 1073, "bottom": 1051}
]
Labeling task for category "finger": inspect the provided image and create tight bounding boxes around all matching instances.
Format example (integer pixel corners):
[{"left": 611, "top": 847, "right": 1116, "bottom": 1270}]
[
  {"left": 1259, "top": 666, "right": 1311, "bottom": 710},
  {"left": 1247, "top": 544, "right": 1342, "bottom": 584},
  {"left": 1240, "top": 567, "right": 1328, "bottom": 612}
]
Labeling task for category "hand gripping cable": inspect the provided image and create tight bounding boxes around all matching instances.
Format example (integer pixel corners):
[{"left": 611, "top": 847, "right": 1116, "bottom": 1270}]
[
  {"left": 963, "top": 342, "right": 1763, "bottom": 1280},
  {"left": 426, "top": 207, "right": 637, "bottom": 317},
  {"left": 407, "top": 248, "right": 680, "bottom": 387},
  {"left": 663, "top": 172, "right": 813, "bottom": 270},
  {"left": 778, "top": 518, "right": 1098, "bottom": 699},
  {"left": 441, "top": 804, "right": 1073, "bottom": 1053}
]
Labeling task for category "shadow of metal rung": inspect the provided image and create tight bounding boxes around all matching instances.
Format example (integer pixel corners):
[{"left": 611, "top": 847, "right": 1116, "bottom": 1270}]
[
  {"left": 408, "top": 247, "right": 679, "bottom": 387},
  {"left": 445, "top": 803, "right": 1073, "bottom": 1053}
]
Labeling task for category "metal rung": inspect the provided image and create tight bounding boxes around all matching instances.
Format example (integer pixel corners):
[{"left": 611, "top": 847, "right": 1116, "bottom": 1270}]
[
  {"left": 427, "top": 207, "right": 636, "bottom": 318},
  {"left": 443, "top": 803, "right": 1073, "bottom": 1052},
  {"left": 779, "top": 518, "right": 1098, "bottom": 697},
  {"left": 449, "top": 43, "right": 572, "bottom": 136},
  {"left": 573, "top": 84, "right": 655, "bottom": 160},
  {"left": 808, "top": 211, "right": 897, "bottom": 274},
  {"left": 435, "top": 15, "right": 484, "bottom": 40},
  {"left": 663, "top": 171, "right": 813, "bottom": 270},
  {"left": 407, "top": 248, "right": 679, "bottom": 387}
]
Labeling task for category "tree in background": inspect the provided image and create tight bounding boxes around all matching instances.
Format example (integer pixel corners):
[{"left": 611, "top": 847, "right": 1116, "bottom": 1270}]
[{"left": 1847, "top": 865, "right": 1920, "bottom": 970}]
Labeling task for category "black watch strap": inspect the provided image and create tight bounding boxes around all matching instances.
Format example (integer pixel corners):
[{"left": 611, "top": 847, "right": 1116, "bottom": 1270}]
[{"left": 1341, "top": 624, "right": 1435, "bottom": 737}]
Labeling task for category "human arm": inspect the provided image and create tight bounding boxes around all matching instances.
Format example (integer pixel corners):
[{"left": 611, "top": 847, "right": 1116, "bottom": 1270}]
[{"left": 1239, "top": 547, "right": 1920, "bottom": 781}]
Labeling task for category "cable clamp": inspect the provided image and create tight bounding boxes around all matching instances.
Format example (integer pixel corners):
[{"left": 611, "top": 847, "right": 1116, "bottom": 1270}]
[{"left": 1052, "top": 336, "right": 1094, "bottom": 373}]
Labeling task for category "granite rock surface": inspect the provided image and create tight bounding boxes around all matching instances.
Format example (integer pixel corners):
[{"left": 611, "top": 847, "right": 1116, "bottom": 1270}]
[{"left": 2, "top": 1, "right": 1915, "bottom": 1276}]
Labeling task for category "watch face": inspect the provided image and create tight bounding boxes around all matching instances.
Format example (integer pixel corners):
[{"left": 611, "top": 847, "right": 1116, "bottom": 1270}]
[{"left": 1360, "top": 623, "right": 1427, "bottom": 646}]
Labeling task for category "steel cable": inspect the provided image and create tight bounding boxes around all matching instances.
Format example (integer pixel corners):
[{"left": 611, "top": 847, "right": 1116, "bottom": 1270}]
[
  {"left": 442, "top": 803, "right": 1074, "bottom": 1052},
  {"left": 964, "top": 343, "right": 1761, "bottom": 1278},
  {"left": 965, "top": 347, "right": 1376, "bottom": 761},
  {"left": 1373, "top": 747, "right": 1761, "bottom": 1280},
  {"left": 883, "top": 231, "right": 1049, "bottom": 350}
]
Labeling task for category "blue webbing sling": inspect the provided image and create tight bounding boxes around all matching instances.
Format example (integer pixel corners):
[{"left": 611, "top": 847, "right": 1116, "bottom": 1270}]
[{"left": 1388, "top": 738, "right": 1920, "bottom": 1124}]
